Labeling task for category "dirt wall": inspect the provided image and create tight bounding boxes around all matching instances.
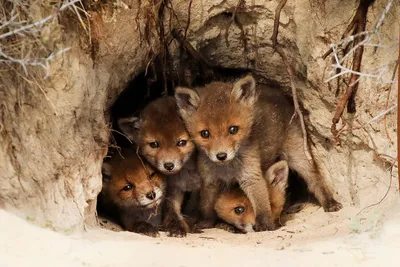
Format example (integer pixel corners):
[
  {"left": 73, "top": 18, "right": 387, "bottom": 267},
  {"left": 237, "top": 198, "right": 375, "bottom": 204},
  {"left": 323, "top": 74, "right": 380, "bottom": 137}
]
[{"left": 0, "top": 0, "right": 398, "bottom": 231}]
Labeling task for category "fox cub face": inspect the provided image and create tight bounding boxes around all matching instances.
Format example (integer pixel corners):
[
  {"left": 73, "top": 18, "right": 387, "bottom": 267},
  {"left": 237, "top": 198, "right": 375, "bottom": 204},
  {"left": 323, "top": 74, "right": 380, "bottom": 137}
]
[
  {"left": 175, "top": 75, "right": 258, "bottom": 164},
  {"left": 215, "top": 187, "right": 256, "bottom": 233},
  {"left": 101, "top": 150, "right": 166, "bottom": 210},
  {"left": 215, "top": 160, "right": 289, "bottom": 233},
  {"left": 118, "top": 97, "right": 195, "bottom": 175}
]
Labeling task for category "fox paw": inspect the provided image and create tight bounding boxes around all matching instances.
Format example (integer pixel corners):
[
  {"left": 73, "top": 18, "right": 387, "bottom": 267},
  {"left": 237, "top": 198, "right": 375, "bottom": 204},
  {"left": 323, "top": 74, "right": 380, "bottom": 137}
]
[
  {"left": 190, "top": 224, "right": 204, "bottom": 234},
  {"left": 254, "top": 215, "right": 277, "bottom": 232},
  {"left": 194, "top": 219, "right": 215, "bottom": 230},
  {"left": 132, "top": 222, "right": 160, "bottom": 238},
  {"left": 164, "top": 219, "right": 189, "bottom": 238},
  {"left": 323, "top": 199, "right": 343, "bottom": 212}
]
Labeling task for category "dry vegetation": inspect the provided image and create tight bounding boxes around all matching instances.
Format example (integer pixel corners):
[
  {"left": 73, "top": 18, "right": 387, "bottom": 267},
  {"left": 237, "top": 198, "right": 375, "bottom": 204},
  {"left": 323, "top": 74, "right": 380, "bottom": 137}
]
[
  {"left": 0, "top": 0, "right": 90, "bottom": 115},
  {"left": 324, "top": 0, "right": 398, "bottom": 175},
  {"left": 0, "top": 0, "right": 86, "bottom": 76}
]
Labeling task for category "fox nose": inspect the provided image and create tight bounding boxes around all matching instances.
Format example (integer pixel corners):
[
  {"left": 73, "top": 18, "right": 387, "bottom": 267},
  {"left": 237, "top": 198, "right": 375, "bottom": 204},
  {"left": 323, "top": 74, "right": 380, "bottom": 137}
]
[
  {"left": 146, "top": 191, "right": 156, "bottom": 200},
  {"left": 216, "top": 152, "right": 227, "bottom": 161},
  {"left": 164, "top": 162, "right": 175, "bottom": 171}
]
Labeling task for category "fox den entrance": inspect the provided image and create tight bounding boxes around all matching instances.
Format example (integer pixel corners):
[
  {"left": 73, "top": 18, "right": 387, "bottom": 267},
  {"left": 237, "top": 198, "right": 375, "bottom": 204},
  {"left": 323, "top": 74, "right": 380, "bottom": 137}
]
[
  {"left": 0, "top": 1, "right": 398, "bottom": 263},
  {"left": 98, "top": 53, "right": 327, "bottom": 238},
  {"left": 89, "top": 0, "right": 398, "bottom": 244}
]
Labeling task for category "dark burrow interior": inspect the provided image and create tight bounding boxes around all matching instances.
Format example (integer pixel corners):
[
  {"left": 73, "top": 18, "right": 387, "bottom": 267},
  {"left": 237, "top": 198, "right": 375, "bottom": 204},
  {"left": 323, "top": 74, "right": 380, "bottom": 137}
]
[{"left": 97, "top": 54, "right": 312, "bottom": 233}]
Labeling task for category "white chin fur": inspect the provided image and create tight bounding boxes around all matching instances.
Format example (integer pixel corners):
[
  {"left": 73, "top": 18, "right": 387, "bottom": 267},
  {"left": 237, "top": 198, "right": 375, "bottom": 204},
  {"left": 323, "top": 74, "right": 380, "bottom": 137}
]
[
  {"left": 138, "top": 187, "right": 163, "bottom": 207},
  {"left": 206, "top": 150, "right": 236, "bottom": 163},
  {"left": 142, "top": 198, "right": 162, "bottom": 209},
  {"left": 243, "top": 224, "right": 255, "bottom": 233}
]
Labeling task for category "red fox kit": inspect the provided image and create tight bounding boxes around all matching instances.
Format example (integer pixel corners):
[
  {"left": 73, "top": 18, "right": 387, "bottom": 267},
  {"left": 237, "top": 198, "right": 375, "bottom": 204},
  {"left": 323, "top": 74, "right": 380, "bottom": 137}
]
[
  {"left": 100, "top": 149, "right": 166, "bottom": 237},
  {"left": 215, "top": 160, "right": 289, "bottom": 233},
  {"left": 118, "top": 97, "right": 201, "bottom": 237},
  {"left": 175, "top": 75, "right": 342, "bottom": 231}
]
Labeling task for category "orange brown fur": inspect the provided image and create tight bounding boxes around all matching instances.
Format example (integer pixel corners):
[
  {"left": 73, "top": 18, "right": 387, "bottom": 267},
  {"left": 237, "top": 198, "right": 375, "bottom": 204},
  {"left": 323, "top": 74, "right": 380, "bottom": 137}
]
[
  {"left": 100, "top": 149, "right": 166, "bottom": 237},
  {"left": 215, "top": 187, "right": 255, "bottom": 233},
  {"left": 118, "top": 97, "right": 201, "bottom": 237},
  {"left": 175, "top": 75, "right": 342, "bottom": 231},
  {"left": 215, "top": 161, "right": 289, "bottom": 233},
  {"left": 118, "top": 97, "right": 195, "bottom": 175}
]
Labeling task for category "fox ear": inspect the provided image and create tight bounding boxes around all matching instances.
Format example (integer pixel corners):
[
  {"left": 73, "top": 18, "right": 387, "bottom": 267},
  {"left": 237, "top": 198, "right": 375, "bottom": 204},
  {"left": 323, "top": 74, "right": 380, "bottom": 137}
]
[
  {"left": 101, "top": 162, "right": 112, "bottom": 183},
  {"left": 174, "top": 87, "right": 200, "bottom": 116},
  {"left": 266, "top": 160, "right": 289, "bottom": 191},
  {"left": 117, "top": 116, "right": 140, "bottom": 141},
  {"left": 231, "top": 75, "right": 257, "bottom": 105}
]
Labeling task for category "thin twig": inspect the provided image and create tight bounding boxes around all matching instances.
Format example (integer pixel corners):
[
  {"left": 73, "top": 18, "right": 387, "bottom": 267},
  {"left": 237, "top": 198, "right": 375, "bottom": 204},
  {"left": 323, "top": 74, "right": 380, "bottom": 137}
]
[
  {"left": 183, "top": 0, "right": 193, "bottom": 39},
  {"left": 224, "top": 0, "right": 245, "bottom": 47},
  {"left": 356, "top": 157, "right": 397, "bottom": 216},
  {"left": 322, "top": 31, "right": 369, "bottom": 60},
  {"left": 0, "top": 0, "right": 81, "bottom": 40},
  {"left": 322, "top": 0, "right": 392, "bottom": 61},
  {"left": 383, "top": 61, "right": 398, "bottom": 143},
  {"left": 272, "top": 0, "right": 287, "bottom": 49},
  {"left": 110, "top": 129, "right": 133, "bottom": 144},
  {"left": 0, "top": 47, "right": 71, "bottom": 77},
  {"left": 271, "top": 0, "right": 312, "bottom": 162},
  {"left": 276, "top": 45, "right": 313, "bottom": 163},
  {"left": 336, "top": 104, "right": 397, "bottom": 137}
]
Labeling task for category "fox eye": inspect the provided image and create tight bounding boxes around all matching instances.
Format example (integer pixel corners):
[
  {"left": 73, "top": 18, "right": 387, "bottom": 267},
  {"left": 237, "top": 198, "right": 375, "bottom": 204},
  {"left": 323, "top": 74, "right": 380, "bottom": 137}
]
[
  {"left": 122, "top": 184, "right": 134, "bottom": 191},
  {"left": 177, "top": 140, "right": 187, "bottom": 147},
  {"left": 234, "top": 206, "right": 245, "bottom": 215},
  {"left": 200, "top": 130, "right": 210, "bottom": 139},
  {"left": 149, "top": 142, "right": 159, "bottom": 148},
  {"left": 229, "top": 126, "right": 239, "bottom": 135}
]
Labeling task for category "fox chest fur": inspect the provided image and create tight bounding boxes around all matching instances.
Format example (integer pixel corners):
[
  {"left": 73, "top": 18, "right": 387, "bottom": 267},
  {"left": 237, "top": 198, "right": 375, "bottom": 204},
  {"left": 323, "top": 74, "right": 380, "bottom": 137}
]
[{"left": 169, "top": 155, "right": 201, "bottom": 192}]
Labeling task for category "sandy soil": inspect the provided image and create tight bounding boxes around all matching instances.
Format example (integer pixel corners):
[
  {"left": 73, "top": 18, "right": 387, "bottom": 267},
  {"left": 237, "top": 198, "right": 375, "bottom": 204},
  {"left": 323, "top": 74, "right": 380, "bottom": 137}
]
[{"left": 1, "top": 193, "right": 399, "bottom": 267}]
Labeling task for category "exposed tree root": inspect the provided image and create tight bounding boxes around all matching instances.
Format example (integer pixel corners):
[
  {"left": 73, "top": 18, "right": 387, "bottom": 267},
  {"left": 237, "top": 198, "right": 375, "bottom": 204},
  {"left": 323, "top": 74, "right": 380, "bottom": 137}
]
[
  {"left": 184, "top": 0, "right": 193, "bottom": 39},
  {"left": 271, "top": 0, "right": 287, "bottom": 49},
  {"left": 157, "top": 0, "right": 168, "bottom": 95},
  {"left": 224, "top": 0, "right": 247, "bottom": 50},
  {"left": 326, "top": 0, "right": 376, "bottom": 140},
  {"left": 271, "top": 0, "right": 313, "bottom": 163}
]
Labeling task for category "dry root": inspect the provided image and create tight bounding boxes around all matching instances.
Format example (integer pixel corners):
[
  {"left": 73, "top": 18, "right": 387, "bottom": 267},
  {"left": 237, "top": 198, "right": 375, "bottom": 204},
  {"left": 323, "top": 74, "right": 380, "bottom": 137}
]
[{"left": 271, "top": 0, "right": 313, "bottom": 163}]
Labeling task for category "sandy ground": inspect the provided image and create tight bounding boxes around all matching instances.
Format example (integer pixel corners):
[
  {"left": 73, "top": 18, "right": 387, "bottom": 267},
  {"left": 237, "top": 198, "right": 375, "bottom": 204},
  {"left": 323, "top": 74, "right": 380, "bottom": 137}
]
[{"left": 1, "top": 194, "right": 399, "bottom": 267}]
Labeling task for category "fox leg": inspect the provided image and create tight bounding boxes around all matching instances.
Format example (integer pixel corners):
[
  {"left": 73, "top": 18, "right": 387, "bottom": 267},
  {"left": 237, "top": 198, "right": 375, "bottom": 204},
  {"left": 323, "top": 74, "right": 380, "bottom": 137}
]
[
  {"left": 197, "top": 177, "right": 219, "bottom": 229},
  {"left": 239, "top": 172, "right": 276, "bottom": 231},
  {"left": 183, "top": 190, "right": 201, "bottom": 226},
  {"left": 283, "top": 129, "right": 342, "bottom": 212},
  {"left": 163, "top": 188, "right": 190, "bottom": 237},
  {"left": 239, "top": 150, "right": 276, "bottom": 231},
  {"left": 194, "top": 154, "right": 222, "bottom": 229}
]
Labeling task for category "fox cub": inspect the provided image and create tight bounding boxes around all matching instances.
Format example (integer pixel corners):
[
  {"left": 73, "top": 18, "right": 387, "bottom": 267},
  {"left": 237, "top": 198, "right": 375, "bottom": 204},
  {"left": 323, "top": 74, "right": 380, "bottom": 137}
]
[
  {"left": 215, "top": 160, "right": 289, "bottom": 233},
  {"left": 175, "top": 74, "right": 342, "bottom": 231},
  {"left": 118, "top": 96, "right": 201, "bottom": 237},
  {"left": 100, "top": 149, "right": 166, "bottom": 237}
]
